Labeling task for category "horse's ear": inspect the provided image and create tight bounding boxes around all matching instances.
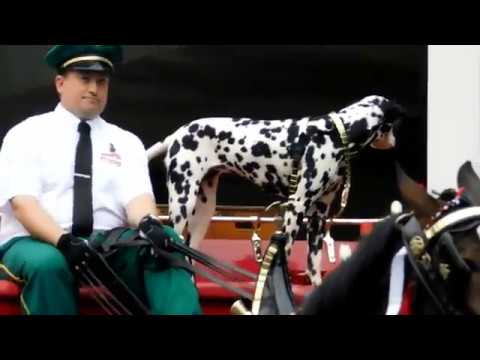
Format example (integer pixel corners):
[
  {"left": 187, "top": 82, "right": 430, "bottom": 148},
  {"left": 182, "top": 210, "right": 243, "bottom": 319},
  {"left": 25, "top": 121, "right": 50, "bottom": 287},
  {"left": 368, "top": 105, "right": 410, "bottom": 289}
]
[
  {"left": 395, "top": 162, "right": 441, "bottom": 224},
  {"left": 457, "top": 161, "right": 480, "bottom": 205}
]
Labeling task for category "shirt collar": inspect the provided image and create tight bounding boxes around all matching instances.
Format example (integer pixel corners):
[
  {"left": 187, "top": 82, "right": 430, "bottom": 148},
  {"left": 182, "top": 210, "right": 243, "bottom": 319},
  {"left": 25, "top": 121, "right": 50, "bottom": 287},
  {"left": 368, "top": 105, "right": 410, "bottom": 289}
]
[{"left": 54, "top": 103, "right": 104, "bottom": 131}]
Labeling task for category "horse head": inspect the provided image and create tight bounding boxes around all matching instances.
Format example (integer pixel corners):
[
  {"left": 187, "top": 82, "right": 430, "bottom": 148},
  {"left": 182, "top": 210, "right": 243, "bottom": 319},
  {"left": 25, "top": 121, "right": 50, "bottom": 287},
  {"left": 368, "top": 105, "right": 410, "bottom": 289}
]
[{"left": 396, "top": 161, "right": 480, "bottom": 314}]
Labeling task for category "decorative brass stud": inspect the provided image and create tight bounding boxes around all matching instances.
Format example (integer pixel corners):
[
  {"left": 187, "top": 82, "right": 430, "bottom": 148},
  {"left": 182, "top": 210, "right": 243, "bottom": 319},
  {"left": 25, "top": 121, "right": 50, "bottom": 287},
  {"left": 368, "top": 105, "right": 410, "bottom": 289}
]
[
  {"left": 409, "top": 235, "right": 425, "bottom": 257},
  {"left": 439, "top": 263, "right": 451, "bottom": 280},
  {"left": 420, "top": 253, "right": 432, "bottom": 267}
]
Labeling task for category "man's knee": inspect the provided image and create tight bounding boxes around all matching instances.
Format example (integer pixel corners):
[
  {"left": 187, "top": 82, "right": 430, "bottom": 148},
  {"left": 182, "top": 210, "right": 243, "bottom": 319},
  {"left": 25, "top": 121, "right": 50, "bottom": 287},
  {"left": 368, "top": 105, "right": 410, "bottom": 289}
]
[{"left": 27, "top": 245, "right": 72, "bottom": 280}]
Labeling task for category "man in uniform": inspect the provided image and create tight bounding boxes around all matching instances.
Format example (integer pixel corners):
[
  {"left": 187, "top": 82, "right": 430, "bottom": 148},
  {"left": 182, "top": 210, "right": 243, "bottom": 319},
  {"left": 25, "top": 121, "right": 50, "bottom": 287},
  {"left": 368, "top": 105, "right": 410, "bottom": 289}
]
[{"left": 0, "top": 45, "right": 202, "bottom": 315}]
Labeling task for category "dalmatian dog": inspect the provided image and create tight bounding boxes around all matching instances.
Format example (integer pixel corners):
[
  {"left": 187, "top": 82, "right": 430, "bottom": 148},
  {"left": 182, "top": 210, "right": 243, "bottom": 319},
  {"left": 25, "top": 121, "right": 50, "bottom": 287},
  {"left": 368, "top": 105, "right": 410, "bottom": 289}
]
[{"left": 148, "top": 95, "right": 406, "bottom": 286}]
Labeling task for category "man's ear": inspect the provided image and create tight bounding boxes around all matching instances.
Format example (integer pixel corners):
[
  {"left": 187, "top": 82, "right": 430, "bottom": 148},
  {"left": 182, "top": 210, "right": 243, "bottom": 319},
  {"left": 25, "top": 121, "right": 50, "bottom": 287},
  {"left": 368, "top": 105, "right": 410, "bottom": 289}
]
[{"left": 55, "top": 74, "right": 65, "bottom": 95}]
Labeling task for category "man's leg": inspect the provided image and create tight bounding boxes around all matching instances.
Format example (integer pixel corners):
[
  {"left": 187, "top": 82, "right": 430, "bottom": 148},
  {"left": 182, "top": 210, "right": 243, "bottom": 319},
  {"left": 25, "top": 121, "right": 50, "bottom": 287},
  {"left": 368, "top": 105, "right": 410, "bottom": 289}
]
[
  {"left": 143, "top": 226, "right": 202, "bottom": 315},
  {"left": 100, "top": 229, "right": 202, "bottom": 315},
  {"left": 144, "top": 263, "right": 202, "bottom": 315},
  {"left": 0, "top": 237, "right": 78, "bottom": 315}
]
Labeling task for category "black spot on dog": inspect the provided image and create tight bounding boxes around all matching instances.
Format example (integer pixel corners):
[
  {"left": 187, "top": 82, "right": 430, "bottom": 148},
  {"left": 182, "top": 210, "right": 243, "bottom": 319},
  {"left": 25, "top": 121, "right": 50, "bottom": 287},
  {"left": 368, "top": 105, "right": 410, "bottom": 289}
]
[
  {"left": 235, "top": 153, "right": 243, "bottom": 162},
  {"left": 228, "top": 138, "right": 235, "bottom": 145},
  {"left": 180, "top": 161, "right": 191, "bottom": 172},
  {"left": 170, "top": 140, "right": 181, "bottom": 158},
  {"left": 287, "top": 123, "right": 300, "bottom": 143},
  {"left": 320, "top": 171, "right": 330, "bottom": 189},
  {"left": 304, "top": 146, "right": 317, "bottom": 180},
  {"left": 224, "top": 147, "right": 230, "bottom": 153},
  {"left": 280, "top": 141, "right": 287, "bottom": 147},
  {"left": 260, "top": 128, "right": 271, "bottom": 138},
  {"left": 204, "top": 125, "right": 217, "bottom": 139},
  {"left": 241, "top": 147, "right": 247, "bottom": 153},
  {"left": 181, "top": 206, "right": 187, "bottom": 218},
  {"left": 187, "top": 170, "right": 192, "bottom": 176},
  {"left": 196, "top": 156, "right": 202, "bottom": 163},
  {"left": 175, "top": 215, "right": 181, "bottom": 224},
  {"left": 239, "top": 138, "right": 245, "bottom": 145},
  {"left": 251, "top": 142, "right": 272, "bottom": 158},
  {"left": 218, "top": 154, "right": 227, "bottom": 163},
  {"left": 178, "top": 196, "right": 188, "bottom": 204},
  {"left": 182, "top": 135, "right": 199, "bottom": 151},
  {"left": 218, "top": 131, "right": 232, "bottom": 142},
  {"left": 243, "top": 162, "right": 260, "bottom": 173},
  {"left": 305, "top": 188, "right": 321, "bottom": 198},
  {"left": 321, "top": 153, "right": 326, "bottom": 160},
  {"left": 188, "top": 123, "right": 199, "bottom": 133},
  {"left": 348, "top": 118, "right": 370, "bottom": 145},
  {"left": 169, "top": 159, "right": 187, "bottom": 195}
]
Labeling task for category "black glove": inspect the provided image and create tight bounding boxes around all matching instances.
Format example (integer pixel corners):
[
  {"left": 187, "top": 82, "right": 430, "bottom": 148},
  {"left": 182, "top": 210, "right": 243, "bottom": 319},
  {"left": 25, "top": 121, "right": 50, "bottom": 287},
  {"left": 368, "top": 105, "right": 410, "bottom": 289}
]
[
  {"left": 138, "top": 215, "right": 172, "bottom": 252},
  {"left": 57, "top": 233, "right": 96, "bottom": 272}
]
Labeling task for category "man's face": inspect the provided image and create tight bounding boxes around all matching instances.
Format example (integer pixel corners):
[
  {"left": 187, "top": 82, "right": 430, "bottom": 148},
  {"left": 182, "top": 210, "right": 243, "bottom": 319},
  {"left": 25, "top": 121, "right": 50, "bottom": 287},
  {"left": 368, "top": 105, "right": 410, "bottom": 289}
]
[{"left": 55, "top": 70, "right": 110, "bottom": 120}]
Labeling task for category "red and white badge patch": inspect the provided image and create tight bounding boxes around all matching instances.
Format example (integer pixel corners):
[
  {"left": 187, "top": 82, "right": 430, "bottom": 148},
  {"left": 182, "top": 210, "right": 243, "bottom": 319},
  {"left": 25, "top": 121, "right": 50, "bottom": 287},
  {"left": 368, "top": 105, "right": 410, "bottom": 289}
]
[{"left": 100, "top": 143, "right": 122, "bottom": 167}]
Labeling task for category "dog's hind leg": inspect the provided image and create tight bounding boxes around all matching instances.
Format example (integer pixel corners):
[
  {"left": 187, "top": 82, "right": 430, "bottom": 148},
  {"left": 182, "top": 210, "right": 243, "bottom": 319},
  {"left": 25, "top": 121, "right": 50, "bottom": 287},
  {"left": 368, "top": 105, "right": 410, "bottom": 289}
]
[
  {"left": 187, "top": 172, "right": 221, "bottom": 249},
  {"left": 167, "top": 178, "right": 201, "bottom": 247}
]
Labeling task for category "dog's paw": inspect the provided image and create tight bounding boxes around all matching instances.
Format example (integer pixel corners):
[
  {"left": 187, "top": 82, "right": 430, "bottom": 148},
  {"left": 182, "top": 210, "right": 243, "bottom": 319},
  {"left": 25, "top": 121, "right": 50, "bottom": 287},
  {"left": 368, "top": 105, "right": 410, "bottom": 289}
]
[
  {"left": 284, "top": 243, "right": 293, "bottom": 257},
  {"left": 306, "top": 271, "right": 322, "bottom": 287}
]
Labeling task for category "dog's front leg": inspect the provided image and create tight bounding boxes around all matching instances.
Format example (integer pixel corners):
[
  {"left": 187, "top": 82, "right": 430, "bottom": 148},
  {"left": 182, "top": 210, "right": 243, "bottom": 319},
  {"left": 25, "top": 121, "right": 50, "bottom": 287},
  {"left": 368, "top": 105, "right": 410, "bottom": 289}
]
[
  {"left": 282, "top": 201, "right": 307, "bottom": 258},
  {"left": 306, "top": 194, "right": 337, "bottom": 286},
  {"left": 306, "top": 212, "right": 325, "bottom": 287}
]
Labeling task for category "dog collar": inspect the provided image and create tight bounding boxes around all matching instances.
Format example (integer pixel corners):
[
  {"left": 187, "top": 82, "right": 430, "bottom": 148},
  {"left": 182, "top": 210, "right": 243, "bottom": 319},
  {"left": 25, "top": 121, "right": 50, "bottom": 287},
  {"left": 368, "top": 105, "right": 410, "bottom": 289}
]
[{"left": 329, "top": 112, "right": 356, "bottom": 158}]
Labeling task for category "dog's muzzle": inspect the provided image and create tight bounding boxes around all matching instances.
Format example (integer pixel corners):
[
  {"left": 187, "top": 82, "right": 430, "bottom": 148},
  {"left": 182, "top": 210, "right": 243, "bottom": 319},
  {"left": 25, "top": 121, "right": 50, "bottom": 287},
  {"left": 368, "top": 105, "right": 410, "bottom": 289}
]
[{"left": 371, "top": 129, "right": 396, "bottom": 150}]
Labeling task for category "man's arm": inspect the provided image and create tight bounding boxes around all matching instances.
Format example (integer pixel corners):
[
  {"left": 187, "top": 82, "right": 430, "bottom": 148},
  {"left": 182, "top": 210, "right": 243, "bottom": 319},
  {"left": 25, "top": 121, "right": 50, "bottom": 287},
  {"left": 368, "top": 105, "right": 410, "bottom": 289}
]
[
  {"left": 125, "top": 193, "right": 158, "bottom": 228},
  {"left": 10, "top": 195, "right": 65, "bottom": 246}
]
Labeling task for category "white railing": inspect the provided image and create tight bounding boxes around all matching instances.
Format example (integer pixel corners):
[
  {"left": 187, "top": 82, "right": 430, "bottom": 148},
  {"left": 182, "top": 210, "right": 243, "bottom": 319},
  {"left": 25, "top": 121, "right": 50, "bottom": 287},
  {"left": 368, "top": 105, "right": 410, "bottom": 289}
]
[{"left": 156, "top": 215, "right": 384, "bottom": 225}]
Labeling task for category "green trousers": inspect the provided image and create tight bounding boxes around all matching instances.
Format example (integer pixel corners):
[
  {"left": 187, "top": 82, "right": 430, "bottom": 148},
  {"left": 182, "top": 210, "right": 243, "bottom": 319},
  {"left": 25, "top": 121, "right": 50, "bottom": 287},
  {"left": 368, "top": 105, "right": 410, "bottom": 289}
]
[{"left": 0, "top": 227, "right": 202, "bottom": 315}]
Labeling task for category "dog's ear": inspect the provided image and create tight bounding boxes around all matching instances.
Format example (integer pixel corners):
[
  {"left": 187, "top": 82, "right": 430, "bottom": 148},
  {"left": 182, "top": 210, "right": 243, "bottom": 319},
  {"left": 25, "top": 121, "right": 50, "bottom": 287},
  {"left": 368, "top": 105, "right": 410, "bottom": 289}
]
[{"left": 382, "top": 100, "right": 408, "bottom": 123}]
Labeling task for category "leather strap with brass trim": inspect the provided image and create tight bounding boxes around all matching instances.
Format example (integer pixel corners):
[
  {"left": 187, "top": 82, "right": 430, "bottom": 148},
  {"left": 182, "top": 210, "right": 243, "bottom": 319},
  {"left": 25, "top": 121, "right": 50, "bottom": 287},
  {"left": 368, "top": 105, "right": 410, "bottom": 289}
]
[
  {"left": 251, "top": 242, "right": 279, "bottom": 315},
  {"left": 329, "top": 112, "right": 352, "bottom": 219}
]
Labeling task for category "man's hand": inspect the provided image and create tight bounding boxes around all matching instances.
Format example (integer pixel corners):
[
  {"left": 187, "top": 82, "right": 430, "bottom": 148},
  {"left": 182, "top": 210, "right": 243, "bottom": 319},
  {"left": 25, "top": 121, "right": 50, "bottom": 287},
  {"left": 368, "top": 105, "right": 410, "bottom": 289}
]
[
  {"left": 57, "top": 233, "right": 96, "bottom": 272},
  {"left": 138, "top": 215, "right": 172, "bottom": 252}
]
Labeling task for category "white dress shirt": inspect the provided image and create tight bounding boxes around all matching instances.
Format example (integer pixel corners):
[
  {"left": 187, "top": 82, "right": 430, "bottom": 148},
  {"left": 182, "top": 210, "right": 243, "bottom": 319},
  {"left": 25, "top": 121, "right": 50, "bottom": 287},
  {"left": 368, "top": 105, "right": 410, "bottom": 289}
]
[{"left": 0, "top": 103, "right": 154, "bottom": 245}]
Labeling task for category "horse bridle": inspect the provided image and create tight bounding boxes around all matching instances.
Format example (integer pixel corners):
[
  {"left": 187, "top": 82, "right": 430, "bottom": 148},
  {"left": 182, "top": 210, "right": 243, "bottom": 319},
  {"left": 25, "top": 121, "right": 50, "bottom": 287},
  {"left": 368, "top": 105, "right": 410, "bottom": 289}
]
[{"left": 395, "top": 205, "right": 480, "bottom": 314}]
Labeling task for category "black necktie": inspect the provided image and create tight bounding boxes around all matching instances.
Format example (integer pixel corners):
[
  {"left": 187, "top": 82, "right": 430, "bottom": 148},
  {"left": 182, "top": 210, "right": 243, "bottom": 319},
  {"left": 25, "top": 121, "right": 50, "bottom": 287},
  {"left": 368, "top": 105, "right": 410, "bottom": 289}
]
[{"left": 72, "top": 121, "right": 93, "bottom": 237}]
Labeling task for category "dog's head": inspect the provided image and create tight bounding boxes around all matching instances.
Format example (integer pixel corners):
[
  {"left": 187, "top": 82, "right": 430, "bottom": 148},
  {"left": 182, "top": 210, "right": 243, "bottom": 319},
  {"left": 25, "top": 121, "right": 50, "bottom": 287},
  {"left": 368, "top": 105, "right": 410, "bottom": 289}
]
[{"left": 339, "top": 95, "right": 407, "bottom": 152}]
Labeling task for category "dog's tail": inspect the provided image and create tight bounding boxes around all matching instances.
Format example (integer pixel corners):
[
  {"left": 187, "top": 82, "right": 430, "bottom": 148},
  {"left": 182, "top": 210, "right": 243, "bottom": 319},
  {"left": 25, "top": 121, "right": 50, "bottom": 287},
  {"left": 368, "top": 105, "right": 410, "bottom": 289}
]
[{"left": 147, "top": 135, "right": 173, "bottom": 161}]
